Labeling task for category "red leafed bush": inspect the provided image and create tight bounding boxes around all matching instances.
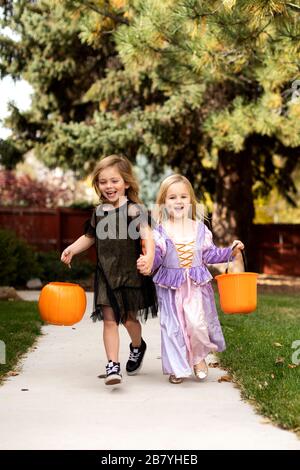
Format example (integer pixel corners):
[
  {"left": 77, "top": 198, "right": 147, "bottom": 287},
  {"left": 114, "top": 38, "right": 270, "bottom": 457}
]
[{"left": 0, "top": 170, "right": 74, "bottom": 208}]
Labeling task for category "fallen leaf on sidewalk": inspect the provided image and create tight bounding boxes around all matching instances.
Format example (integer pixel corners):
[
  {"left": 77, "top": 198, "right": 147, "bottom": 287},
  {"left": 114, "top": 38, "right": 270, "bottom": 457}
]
[
  {"left": 218, "top": 374, "right": 233, "bottom": 383},
  {"left": 260, "top": 419, "right": 272, "bottom": 424},
  {"left": 7, "top": 371, "right": 19, "bottom": 377},
  {"left": 208, "top": 362, "right": 220, "bottom": 368},
  {"left": 21, "top": 389, "right": 29, "bottom": 391},
  {"left": 275, "top": 357, "right": 285, "bottom": 365}
]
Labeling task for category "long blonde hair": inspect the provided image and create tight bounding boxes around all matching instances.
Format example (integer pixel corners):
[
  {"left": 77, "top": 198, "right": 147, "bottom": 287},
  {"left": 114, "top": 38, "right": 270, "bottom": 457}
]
[
  {"left": 155, "top": 174, "right": 202, "bottom": 222},
  {"left": 91, "top": 154, "right": 142, "bottom": 204}
]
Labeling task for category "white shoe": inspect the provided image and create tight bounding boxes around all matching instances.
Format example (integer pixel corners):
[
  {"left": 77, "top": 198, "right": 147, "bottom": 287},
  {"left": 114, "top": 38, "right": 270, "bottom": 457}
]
[
  {"left": 169, "top": 374, "right": 184, "bottom": 384},
  {"left": 105, "top": 373, "right": 122, "bottom": 385},
  {"left": 194, "top": 360, "right": 208, "bottom": 381}
]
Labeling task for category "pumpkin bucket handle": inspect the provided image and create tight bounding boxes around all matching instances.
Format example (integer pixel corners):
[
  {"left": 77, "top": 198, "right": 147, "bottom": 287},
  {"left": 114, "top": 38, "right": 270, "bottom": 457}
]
[{"left": 225, "top": 243, "right": 248, "bottom": 274}]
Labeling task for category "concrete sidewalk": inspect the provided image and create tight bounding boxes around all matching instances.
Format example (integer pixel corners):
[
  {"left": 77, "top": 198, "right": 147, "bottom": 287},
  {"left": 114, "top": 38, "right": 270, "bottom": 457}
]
[{"left": 0, "top": 291, "right": 299, "bottom": 450}]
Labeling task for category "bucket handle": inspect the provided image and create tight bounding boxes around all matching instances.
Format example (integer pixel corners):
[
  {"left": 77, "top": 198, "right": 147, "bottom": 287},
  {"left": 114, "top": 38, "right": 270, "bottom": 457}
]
[{"left": 225, "top": 243, "right": 248, "bottom": 274}]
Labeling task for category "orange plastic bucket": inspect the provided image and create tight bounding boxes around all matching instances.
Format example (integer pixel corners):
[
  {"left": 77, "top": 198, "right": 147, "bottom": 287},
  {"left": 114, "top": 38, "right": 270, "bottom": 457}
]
[
  {"left": 215, "top": 248, "right": 258, "bottom": 314},
  {"left": 215, "top": 272, "right": 258, "bottom": 314}
]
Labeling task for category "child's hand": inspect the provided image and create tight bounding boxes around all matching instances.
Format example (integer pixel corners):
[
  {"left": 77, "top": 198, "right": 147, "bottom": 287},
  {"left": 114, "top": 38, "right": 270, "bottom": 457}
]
[
  {"left": 137, "top": 254, "right": 152, "bottom": 276},
  {"left": 231, "top": 240, "right": 244, "bottom": 257},
  {"left": 61, "top": 248, "right": 73, "bottom": 269}
]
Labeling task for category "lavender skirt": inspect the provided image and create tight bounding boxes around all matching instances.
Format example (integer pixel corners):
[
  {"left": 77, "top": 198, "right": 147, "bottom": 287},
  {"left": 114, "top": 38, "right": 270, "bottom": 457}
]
[{"left": 156, "top": 275, "right": 226, "bottom": 378}]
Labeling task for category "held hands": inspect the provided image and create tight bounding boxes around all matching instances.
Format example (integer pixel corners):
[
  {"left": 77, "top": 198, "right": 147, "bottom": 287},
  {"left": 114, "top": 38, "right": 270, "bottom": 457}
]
[
  {"left": 137, "top": 254, "right": 153, "bottom": 276},
  {"left": 61, "top": 248, "right": 73, "bottom": 269},
  {"left": 231, "top": 240, "right": 244, "bottom": 257}
]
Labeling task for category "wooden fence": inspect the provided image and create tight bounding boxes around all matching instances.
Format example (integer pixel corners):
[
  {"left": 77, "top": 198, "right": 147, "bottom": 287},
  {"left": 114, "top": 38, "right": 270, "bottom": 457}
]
[
  {"left": 0, "top": 206, "right": 96, "bottom": 262},
  {"left": 253, "top": 224, "right": 300, "bottom": 276},
  {"left": 0, "top": 207, "right": 300, "bottom": 275}
]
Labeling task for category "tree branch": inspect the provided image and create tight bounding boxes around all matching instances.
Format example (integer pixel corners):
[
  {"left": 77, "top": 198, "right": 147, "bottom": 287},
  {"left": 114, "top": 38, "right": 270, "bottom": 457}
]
[
  {"left": 77, "top": 0, "right": 130, "bottom": 26},
  {"left": 287, "top": 3, "right": 300, "bottom": 13}
]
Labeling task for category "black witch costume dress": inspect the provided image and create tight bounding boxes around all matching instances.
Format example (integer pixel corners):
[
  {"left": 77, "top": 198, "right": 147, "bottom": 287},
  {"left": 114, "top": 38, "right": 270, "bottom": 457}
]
[{"left": 84, "top": 198, "right": 158, "bottom": 324}]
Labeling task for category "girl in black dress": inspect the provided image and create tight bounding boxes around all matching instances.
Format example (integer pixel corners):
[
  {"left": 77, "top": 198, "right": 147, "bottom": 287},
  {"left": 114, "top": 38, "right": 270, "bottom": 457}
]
[{"left": 61, "top": 155, "right": 157, "bottom": 385}]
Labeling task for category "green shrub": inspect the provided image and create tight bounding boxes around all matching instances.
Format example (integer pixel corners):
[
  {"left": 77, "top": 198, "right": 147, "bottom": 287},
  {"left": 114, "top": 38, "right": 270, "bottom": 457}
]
[
  {"left": 0, "top": 229, "right": 94, "bottom": 286},
  {"left": 36, "top": 251, "right": 94, "bottom": 283},
  {"left": 68, "top": 201, "right": 94, "bottom": 210},
  {"left": 0, "top": 229, "right": 41, "bottom": 286}
]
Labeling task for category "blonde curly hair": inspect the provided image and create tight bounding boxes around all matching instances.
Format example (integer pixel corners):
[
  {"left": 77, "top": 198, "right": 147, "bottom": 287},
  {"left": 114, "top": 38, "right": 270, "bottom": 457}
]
[{"left": 91, "top": 154, "right": 142, "bottom": 204}]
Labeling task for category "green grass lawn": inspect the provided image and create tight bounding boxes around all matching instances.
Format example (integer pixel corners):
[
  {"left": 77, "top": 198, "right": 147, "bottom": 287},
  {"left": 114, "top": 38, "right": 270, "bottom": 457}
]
[
  {"left": 0, "top": 300, "right": 43, "bottom": 383},
  {"left": 217, "top": 293, "right": 300, "bottom": 433}
]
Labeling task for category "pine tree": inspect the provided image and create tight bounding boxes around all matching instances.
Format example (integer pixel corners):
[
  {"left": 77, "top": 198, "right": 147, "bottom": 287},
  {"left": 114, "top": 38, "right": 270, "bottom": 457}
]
[
  {"left": 0, "top": 0, "right": 163, "bottom": 174},
  {"left": 114, "top": 0, "right": 300, "bottom": 256},
  {"left": 1, "top": 0, "right": 300, "bottom": 263}
]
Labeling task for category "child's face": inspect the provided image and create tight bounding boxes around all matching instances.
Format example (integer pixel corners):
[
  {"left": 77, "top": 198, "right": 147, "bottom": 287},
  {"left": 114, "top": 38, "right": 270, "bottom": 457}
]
[
  {"left": 97, "top": 165, "right": 129, "bottom": 206},
  {"left": 165, "top": 182, "right": 191, "bottom": 220}
]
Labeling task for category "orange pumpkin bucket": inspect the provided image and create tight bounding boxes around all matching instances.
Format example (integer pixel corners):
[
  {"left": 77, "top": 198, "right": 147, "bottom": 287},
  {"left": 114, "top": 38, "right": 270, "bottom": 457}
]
[
  {"left": 215, "top": 247, "right": 258, "bottom": 315},
  {"left": 38, "top": 282, "right": 87, "bottom": 326}
]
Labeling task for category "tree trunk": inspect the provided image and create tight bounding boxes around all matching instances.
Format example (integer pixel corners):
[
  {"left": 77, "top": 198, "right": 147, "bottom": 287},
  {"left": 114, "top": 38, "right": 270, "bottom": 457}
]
[{"left": 212, "top": 149, "right": 255, "bottom": 270}]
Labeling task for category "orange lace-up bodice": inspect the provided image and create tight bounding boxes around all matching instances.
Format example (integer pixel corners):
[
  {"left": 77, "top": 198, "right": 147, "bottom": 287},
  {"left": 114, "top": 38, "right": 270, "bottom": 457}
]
[{"left": 174, "top": 240, "right": 195, "bottom": 268}]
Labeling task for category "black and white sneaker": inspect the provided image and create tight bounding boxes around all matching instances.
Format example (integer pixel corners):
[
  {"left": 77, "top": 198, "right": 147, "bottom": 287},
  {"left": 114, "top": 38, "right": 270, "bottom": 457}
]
[
  {"left": 126, "top": 338, "right": 147, "bottom": 375},
  {"left": 105, "top": 361, "right": 122, "bottom": 385}
]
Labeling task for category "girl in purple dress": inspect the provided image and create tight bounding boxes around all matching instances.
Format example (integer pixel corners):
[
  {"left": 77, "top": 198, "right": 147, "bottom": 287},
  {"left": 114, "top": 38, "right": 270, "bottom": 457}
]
[{"left": 137, "top": 174, "right": 244, "bottom": 384}]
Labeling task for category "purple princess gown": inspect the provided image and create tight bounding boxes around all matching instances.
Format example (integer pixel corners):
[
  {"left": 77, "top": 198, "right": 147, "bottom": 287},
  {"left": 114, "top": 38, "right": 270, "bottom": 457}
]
[{"left": 152, "top": 222, "right": 233, "bottom": 378}]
